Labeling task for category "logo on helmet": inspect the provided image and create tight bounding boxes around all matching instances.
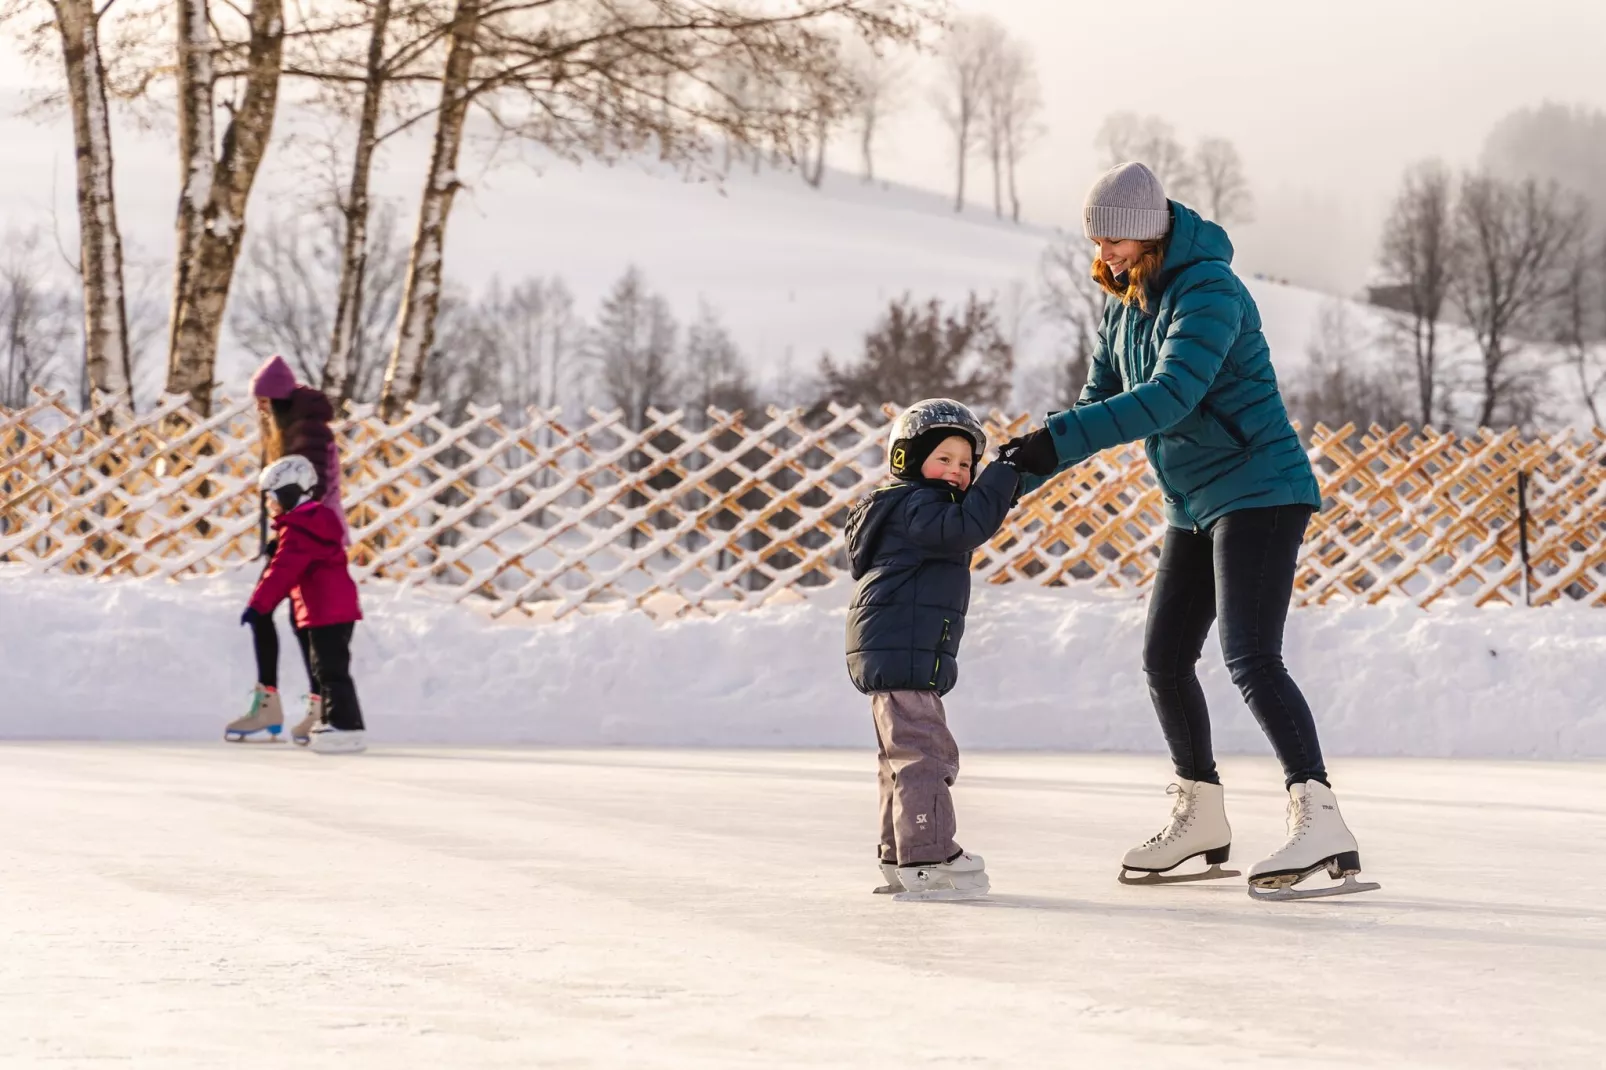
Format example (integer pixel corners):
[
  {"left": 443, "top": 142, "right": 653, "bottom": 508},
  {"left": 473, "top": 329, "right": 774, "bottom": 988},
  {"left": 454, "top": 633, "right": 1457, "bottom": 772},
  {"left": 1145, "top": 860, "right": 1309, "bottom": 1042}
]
[{"left": 890, "top": 446, "right": 907, "bottom": 472}]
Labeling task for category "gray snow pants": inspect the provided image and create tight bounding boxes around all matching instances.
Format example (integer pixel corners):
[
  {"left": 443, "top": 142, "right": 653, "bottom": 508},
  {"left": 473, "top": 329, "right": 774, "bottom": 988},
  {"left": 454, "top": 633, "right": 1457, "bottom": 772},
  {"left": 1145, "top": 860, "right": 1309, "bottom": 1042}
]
[{"left": 871, "top": 690, "right": 961, "bottom": 867}]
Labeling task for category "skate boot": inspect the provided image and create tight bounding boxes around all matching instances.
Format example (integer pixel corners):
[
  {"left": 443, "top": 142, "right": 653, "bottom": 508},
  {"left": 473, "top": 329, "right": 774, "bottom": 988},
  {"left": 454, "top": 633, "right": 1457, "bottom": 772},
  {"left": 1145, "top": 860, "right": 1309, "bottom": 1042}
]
[
  {"left": 308, "top": 724, "right": 367, "bottom": 755},
  {"left": 894, "top": 850, "right": 989, "bottom": 902},
  {"left": 1119, "top": 779, "right": 1239, "bottom": 884},
  {"left": 224, "top": 685, "right": 284, "bottom": 742},
  {"left": 1248, "top": 781, "right": 1380, "bottom": 901},
  {"left": 291, "top": 694, "right": 324, "bottom": 747},
  {"left": 873, "top": 858, "right": 904, "bottom": 895}
]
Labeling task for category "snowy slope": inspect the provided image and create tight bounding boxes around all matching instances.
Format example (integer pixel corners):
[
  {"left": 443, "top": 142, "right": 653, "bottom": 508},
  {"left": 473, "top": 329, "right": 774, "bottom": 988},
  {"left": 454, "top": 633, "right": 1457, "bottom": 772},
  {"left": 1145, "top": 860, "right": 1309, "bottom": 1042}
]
[
  {"left": 5, "top": 569, "right": 1604, "bottom": 757},
  {"left": 0, "top": 88, "right": 1381, "bottom": 400}
]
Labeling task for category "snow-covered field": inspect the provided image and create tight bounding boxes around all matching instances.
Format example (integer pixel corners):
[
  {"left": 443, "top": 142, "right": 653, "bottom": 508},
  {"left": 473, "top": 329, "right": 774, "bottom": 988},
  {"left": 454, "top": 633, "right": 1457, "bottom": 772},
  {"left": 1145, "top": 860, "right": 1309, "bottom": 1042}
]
[
  {"left": 2, "top": 744, "right": 1601, "bottom": 1068},
  {"left": 5, "top": 569, "right": 1606, "bottom": 758}
]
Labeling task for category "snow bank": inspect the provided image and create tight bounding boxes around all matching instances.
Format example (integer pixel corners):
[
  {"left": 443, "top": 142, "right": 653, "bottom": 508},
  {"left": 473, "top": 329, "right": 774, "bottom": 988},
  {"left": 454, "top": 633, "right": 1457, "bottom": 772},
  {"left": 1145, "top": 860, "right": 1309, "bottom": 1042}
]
[{"left": 5, "top": 568, "right": 1604, "bottom": 757}]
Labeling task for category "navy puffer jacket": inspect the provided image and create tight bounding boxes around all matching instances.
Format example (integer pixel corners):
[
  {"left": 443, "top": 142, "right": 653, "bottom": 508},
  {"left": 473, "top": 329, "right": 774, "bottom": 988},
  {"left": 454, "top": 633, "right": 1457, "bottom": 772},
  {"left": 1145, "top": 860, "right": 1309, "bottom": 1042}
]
[{"left": 844, "top": 462, "right": 1018, "bottom": 695}]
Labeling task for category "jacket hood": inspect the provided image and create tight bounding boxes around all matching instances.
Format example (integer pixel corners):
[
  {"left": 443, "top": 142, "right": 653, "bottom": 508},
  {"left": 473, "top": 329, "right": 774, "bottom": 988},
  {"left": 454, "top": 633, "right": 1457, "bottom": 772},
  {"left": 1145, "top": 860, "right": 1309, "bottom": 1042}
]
[
  {"left": 845, "top": 483, "right": 911, "bottom": 579},
  {"left": 1160, "top": 201, "right": 1234, "bottom": 282},
  {"left": 274, "top": 501, "right": 346, "bottom": 546},
  {"left": 285, "top": 386, "right": 334, "bottom": 424}
]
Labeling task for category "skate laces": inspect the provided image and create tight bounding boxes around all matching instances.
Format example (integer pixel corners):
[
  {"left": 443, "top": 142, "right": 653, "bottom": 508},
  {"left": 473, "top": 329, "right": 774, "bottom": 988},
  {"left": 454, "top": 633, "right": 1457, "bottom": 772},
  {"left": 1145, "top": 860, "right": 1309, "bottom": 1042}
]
[
  {"left": 1282, "top": 792, "right": 1314, "bottom": 846},
  {"left": 1144, "top": 783, "right": 1194, "bottom": 845}
]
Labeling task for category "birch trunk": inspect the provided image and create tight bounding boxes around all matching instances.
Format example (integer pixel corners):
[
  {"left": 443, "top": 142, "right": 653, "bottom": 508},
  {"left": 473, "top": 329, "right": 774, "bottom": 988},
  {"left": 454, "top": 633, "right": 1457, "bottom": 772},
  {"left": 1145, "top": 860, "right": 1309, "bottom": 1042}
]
[
  {"left": 165, "top": 0, "right": 285, "bottom": 414},
  {"left": 378, "top": 0, "right": 479, "bottom": 421},
  {"left": 52, "top": 0, "right": 133, "bottom": 406},
  {"left": 322, "top": 0, "right": 392, "bottom": 403}
]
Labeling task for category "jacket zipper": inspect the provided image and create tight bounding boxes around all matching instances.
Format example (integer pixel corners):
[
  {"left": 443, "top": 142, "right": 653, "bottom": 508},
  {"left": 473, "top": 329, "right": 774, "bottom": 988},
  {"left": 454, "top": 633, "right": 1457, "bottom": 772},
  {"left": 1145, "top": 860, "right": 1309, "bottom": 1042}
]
[
  {"left": 1130, "top": 297, "right": 1200, "bottom": 531},
  {"left": 930, "top": 619, "right": 951, "bottom": 686}
]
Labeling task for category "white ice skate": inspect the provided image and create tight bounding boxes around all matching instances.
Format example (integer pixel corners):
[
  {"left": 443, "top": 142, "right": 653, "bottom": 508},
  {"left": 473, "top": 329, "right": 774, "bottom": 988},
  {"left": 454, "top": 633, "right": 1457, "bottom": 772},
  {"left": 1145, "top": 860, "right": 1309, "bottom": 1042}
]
[
  {"left": 1119, "top": 779, "right": 1239, "bottom": 885},
  {"left": 224, "top": 685, "right": 284, "bottom": 743},
  {"left": 308, "top": 725, "right": 367, "bottom": 755},
  {"left": 291, "top": 694, "right": 324, "bottom": 747},
  {"left": 1248, "top": 781, "right": 1379, "bottom": 901},
  {"left": 894, "top": 851, "right": 989, "bottom": 902},
  {"left": 873, "top": 861, "right": 904, "bottom": 895}
]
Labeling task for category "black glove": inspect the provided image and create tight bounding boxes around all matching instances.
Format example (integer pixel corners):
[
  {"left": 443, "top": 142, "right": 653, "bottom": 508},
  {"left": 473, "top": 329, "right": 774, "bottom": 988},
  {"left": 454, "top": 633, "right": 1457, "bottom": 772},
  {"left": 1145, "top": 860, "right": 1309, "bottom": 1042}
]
[
  {"left": 997, "top": 429, "right": 1059, "bottom": 477},
  {"left": 240, "top": 606, "right": 263, "bottom": 627}
]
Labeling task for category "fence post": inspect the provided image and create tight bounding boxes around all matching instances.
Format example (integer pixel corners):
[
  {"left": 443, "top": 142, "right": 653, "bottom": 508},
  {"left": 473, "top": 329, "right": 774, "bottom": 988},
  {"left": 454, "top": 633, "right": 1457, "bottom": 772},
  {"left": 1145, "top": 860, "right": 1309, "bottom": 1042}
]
[{"left": 1517, "top": 468, "right": 1531, "bottom": 607}]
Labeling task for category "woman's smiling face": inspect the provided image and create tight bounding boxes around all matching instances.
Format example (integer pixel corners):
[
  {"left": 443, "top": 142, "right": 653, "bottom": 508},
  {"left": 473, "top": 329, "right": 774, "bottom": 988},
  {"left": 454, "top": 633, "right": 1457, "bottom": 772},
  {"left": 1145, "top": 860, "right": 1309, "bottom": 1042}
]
[{"left": 1092, "top": 236, "right": 1147, "bottom": 275}]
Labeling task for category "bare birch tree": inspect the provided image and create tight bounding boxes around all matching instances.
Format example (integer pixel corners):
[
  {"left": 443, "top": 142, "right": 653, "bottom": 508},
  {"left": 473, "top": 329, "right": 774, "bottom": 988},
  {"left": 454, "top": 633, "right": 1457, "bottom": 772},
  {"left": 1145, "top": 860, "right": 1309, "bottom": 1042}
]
[
  {"left": 377, "top": 0, "right": 939, "bottom": 420},
  {"left": 1378, "top": 161, "right": 1458, "bottom": 425},
  {"left": 2, "top": 0, "right": 136, "bottom": 405},
  {"left": 846, "top": 41, "right": 904, "bottom": 183},
  {"left": 1193, "top": 136, "right": 1253, "bottom": 225},
  {"left": 322, "top": 0, "right": 395, "bottom": 403},
  {"left": 165, "top": 0, "right": 286, "bottom": 413},
  {"left": 1452, "top": 173, "right": 1586, "bottom": 428},
  {"left": 933, "top": 13, "right": 1004, "bottom": 213},
  {"left": 979, "top": 34, "right": 1041, "bottom": 223},
  {"left": 1553, "top": 226, "right": 1606, "bottom": 427},
  {"left": 377, "top": 0, "right": 477, "bottom": 419}
]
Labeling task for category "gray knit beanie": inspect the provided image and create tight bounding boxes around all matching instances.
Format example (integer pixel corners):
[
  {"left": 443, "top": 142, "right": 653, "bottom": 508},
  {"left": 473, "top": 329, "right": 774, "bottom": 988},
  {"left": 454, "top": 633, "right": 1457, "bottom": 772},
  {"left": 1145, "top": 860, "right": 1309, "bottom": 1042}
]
[{"left": 1083, "top": 162, "right": 1171, "bottom": 241}]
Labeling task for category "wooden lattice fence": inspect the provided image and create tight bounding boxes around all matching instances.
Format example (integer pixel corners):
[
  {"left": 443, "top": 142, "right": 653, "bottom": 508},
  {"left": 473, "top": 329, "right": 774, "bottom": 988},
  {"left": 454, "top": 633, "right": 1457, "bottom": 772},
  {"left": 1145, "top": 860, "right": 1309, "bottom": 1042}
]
[{"left": 4, "top": 390, "right": 1606, "bottom": 618}]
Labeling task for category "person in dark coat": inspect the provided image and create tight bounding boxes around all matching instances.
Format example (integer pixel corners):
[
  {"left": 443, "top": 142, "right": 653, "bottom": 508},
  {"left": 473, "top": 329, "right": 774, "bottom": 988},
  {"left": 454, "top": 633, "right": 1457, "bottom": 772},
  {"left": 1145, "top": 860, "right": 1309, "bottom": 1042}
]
[
  {"left": 225, "top": 354, "right": 351, "bottom": 745},
  {"left": 844, "top": 399, "right": 1019, "bottom": 900}
]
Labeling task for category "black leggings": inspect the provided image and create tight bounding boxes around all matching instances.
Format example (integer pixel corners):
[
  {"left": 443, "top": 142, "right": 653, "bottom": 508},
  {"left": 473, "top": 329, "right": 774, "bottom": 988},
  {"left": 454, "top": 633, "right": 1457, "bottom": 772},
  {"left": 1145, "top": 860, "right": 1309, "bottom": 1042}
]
[
  {"left": 250, "top": 612, "right": 319, "bottom": 695},
  {"left": 1142, "top": 505, "right": 1328, "bottom": 789}
]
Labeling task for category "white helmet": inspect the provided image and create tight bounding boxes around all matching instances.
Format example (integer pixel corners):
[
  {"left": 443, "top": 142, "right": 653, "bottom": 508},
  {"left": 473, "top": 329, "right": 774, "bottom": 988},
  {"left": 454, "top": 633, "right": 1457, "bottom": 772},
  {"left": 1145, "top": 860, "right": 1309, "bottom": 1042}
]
[{"left": 259, "top": 455, "right": 319, "bottom": 509}]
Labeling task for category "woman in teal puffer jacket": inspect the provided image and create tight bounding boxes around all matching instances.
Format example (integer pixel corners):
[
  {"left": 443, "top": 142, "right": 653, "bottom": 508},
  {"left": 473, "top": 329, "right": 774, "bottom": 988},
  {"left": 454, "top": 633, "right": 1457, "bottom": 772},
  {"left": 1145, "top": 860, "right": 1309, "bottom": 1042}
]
[{"left": 1002, "top": 162, "right": 1377, "bottom": 901}]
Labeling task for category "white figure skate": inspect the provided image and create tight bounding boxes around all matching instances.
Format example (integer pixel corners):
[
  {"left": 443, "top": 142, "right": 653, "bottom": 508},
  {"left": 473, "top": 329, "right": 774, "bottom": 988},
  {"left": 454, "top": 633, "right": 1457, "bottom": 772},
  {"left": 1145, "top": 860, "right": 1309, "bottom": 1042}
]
[
  {"left": 1248, "top": 781, "right": 1379, "bottom": 901},
  {"left": 1119, "top": 779, "right": 1240, "bottom": 885}
]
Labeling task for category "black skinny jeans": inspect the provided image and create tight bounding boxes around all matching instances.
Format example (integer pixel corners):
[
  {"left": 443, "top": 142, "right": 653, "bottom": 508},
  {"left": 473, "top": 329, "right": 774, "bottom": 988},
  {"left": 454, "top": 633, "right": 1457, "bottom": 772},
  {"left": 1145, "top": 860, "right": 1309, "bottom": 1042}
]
[{"left": 1142, "top": 504, "right": 1328, "bottom": 789}]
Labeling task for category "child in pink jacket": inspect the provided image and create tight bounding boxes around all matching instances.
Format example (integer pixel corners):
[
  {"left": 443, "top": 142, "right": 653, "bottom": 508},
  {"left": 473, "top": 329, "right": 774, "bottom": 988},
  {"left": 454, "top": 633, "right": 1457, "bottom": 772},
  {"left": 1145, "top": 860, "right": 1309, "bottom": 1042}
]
[{"left": 233, "top": 455, "right": 368, "bottom": 754}]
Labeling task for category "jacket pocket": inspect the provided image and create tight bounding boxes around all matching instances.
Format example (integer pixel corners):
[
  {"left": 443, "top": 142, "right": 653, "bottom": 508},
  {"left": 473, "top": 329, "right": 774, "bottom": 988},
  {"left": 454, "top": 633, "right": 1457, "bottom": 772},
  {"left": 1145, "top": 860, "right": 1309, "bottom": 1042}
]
[{"left": 1199, "top": 403, "right": 1249, "bottom": 449}]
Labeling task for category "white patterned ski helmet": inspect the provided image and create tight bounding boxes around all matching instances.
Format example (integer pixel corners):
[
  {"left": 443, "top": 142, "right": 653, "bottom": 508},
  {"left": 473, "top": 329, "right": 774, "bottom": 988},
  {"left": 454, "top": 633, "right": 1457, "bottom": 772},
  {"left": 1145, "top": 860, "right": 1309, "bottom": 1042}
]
[
  {"left": 259, "top": 454, "right": 319, "bottom": 510},
  {"left": 886, "top": 399, "right": 987, "bottom": 478}
]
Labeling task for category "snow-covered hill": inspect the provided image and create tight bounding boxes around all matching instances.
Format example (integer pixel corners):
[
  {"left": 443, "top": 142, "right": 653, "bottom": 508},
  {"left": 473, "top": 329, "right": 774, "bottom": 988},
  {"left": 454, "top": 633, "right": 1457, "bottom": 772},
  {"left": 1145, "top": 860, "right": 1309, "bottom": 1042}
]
[{"left": 0, "top": 88, "right": 1384, "bottom": 403}]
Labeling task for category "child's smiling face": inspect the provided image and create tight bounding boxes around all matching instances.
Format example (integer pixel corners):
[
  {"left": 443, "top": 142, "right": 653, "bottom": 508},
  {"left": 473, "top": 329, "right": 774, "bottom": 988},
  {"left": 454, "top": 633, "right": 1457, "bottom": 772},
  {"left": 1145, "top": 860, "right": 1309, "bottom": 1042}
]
[{"left": 920, "top": 435, "right": 974, "bottom": 491}]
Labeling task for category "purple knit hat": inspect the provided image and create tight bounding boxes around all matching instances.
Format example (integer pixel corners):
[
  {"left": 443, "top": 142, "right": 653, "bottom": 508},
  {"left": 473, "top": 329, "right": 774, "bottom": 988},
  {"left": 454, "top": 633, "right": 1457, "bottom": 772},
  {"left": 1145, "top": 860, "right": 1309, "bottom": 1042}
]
[{"left": 250, "top": 354, "right": 297, "bottom": 399}]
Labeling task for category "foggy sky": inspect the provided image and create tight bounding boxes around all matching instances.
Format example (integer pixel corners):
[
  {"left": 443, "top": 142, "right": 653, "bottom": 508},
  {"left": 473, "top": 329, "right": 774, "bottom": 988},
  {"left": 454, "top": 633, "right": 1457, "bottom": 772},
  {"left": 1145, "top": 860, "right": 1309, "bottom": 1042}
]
[{"left": 2, "top": 0, "right": 1604, "bottom": 295}]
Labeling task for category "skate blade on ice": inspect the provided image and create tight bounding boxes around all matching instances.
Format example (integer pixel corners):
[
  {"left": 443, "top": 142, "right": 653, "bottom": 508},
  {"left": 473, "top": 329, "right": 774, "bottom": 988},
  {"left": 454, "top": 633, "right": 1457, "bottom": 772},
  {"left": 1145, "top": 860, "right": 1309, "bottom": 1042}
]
[
  {"left": 892, "top": 882, "right": 990, "bottom": 903},
  {"left": 1248, "top": 856, "right": 1379, "bottom": 902},
  {"left": 224, "top": 727, "right": 283, "bottom": 743},
  {"left": 1119, "top": 862, "right": 1241, "bottom": 886}
]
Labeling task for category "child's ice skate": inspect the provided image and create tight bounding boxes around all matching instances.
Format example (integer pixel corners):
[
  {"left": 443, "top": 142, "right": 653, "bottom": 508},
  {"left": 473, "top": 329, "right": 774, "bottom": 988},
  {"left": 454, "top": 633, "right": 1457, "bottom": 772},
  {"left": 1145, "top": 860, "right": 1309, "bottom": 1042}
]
[
  {"left": 1119, "top": 779, "right": 1239, "bottom": 885},
  {"left": 291, "top": 694, "right": 324, "bottom": 747},
  {"left": 224, "top": 685, "right": 284, "bottom": 742},
  {"left": 308, "top": 724, "right": 367, "bottom": 755},
  {"left": 894, "top": 850, "right": 989, "bottom": 902},
  {"left": 1248, "top": 781, "right": 1379, "bottom": 901},
  {"left": 873, "top": 859, "right": 904, "bottom": 895}
]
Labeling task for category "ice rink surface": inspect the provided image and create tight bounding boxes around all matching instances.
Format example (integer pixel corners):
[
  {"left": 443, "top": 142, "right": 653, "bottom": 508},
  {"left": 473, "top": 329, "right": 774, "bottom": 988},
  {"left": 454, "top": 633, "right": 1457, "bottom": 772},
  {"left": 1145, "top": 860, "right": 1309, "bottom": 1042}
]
[{"left": 2, "top": 745, "right": 1601, "bottom": 1068}]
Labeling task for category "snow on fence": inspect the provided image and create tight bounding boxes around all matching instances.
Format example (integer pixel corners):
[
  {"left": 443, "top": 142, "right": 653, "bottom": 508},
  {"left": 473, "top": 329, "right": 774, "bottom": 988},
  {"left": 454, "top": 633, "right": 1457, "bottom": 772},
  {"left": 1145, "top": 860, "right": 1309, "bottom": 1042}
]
[{"left": 4, "top": 390, "right": 1606, "bottom": 618}]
